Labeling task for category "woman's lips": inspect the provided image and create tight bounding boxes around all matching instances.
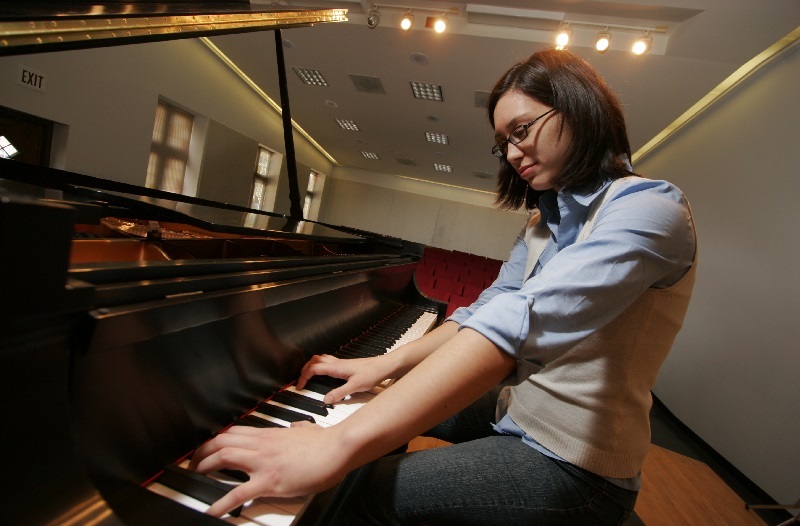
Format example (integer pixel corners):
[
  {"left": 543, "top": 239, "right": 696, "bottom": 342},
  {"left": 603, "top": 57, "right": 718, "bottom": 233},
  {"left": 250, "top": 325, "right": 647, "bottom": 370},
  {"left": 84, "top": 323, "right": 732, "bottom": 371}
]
[{"left": 518, "top": 163, "right": 537, "bottom": 181}]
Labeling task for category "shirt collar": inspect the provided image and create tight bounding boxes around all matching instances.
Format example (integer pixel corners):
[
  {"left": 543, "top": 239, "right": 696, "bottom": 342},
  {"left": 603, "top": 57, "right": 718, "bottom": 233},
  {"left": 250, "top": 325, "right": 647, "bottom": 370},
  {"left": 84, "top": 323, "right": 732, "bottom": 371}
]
[
  {"left": 538, "top": 178, "right": 612, "bottom": 223},
  {"left": 570, "top": 179, "right": 612, "bottom": 207}
]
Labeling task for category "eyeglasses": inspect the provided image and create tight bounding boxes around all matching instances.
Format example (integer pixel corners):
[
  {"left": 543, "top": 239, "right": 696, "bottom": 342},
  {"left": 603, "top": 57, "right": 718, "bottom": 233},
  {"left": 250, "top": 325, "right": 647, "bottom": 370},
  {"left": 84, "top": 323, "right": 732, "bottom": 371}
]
[{"left": 491, "top": 108, "right": 555, "bottom": 158}]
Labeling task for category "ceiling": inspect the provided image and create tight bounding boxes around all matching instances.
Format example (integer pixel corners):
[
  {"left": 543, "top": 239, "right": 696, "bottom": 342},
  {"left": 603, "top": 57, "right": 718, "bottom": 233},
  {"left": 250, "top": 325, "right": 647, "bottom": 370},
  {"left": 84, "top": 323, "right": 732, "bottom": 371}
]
[{"left": 209, "top": 0, "right": 799, "bottom": 193}]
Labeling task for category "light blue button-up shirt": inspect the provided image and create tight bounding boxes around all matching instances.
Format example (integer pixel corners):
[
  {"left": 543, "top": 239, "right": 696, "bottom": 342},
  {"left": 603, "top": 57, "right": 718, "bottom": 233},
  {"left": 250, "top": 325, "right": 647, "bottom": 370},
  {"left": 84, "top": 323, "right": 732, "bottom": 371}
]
[
  {"left": 447, "top": 176, "right": 696, "bottom": 490},
  {"left": 449, "top": 177, "right": 695, "bottom": 365}
]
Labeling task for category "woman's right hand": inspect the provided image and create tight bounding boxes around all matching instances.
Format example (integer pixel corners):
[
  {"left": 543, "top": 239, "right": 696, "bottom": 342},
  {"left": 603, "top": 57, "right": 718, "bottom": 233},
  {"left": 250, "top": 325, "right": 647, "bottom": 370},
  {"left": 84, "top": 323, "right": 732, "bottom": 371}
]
[{"left": 296, "top": 354, "right": 394, "bottom": 404}]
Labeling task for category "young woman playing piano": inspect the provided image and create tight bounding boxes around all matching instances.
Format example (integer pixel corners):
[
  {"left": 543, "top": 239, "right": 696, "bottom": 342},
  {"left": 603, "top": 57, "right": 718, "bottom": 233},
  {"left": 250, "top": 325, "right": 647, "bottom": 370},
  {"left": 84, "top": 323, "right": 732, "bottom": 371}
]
[{"left": 190, "top": 49, "right": 697, "bottom": 526}]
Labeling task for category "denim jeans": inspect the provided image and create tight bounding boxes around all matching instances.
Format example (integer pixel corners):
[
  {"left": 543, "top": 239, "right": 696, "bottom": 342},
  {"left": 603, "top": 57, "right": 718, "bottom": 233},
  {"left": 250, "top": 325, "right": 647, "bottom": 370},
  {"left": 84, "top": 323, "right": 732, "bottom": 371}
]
[{"left": 340, "top": 389, "right": 638, "bottom": 526}]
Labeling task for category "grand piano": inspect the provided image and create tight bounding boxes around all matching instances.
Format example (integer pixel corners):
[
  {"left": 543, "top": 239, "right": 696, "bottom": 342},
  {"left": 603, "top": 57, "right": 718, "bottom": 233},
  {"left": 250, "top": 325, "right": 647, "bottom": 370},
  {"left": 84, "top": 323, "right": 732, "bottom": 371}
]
[{"left": 1, "top": 3, "right": 446, "bottom": 525}]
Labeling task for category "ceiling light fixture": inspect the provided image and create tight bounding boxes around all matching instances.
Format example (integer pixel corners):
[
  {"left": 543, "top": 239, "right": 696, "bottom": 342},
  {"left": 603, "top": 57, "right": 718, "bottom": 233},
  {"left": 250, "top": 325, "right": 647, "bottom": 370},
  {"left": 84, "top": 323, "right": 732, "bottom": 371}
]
[
  {"left": 425, "top": 132, "right": 449, "bottom": 145},
  {"left": 371, "top": 4, "right": 457, "bottom": 32},
  {"left": 595, "top": 29, "right": 611, "bottom": 53},
  {"left": 367, "top": 7, "right": 380, "bottom": 29},
  {"left": 400, "top": 11, "right": 414, "bottom": 31},
  {"left": 336, "top": 119, "right": 360, "bottom": 131},
  {"left": 292, "top": 67, "right": 329, "bottom": 86},
  {"left": 410, "top": 81, "right": 443, "bottom": 101},
  {"left": 555, "top": 24, "right": 572, "bottom": 49},
  {"left": 632, "top": 31, "right": 653, "bottom": 55},
  {"left": 556, "top": 20, "right": 665, "bottom": 55}
]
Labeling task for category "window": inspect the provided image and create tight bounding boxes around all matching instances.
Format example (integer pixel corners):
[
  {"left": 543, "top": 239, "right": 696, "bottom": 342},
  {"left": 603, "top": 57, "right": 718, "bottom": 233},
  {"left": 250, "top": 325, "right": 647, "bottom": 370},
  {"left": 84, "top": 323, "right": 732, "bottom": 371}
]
[
  {"left": 0, "top": 135, "right": 18, "bottom": 158},
  {"left": 145, "top": 99, "right": 194, "bottom": 193},
  {"left": 296, "top": 170, "right": 324, "bottom": 234},
  {"left": 244, "top": 145, "right": 273, "bottom": 228}
]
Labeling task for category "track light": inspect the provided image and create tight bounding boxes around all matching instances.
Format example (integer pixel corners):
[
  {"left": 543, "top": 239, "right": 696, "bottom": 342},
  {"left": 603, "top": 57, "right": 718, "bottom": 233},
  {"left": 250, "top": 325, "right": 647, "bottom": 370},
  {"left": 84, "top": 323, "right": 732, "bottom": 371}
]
[
  {"left": 632, "top": 31, "right": 652, "bottom": 55},
  {"left": 367, "top": 7, "right": 380, "bottom": 29},
  {"left": 555, "top": 25, "right": 572, "bottom": 49},
  {"left": 595, "top": 29, "right": 611, "bottom": 53},
  {"left": 550, "top": 20, "right": 664, "bottom": 56},
  {"left": 400, "top": 11, "right": 413, "bottom": 31},
  {"left": 371, "top": 4, "right": 456, "bottom": 33}
]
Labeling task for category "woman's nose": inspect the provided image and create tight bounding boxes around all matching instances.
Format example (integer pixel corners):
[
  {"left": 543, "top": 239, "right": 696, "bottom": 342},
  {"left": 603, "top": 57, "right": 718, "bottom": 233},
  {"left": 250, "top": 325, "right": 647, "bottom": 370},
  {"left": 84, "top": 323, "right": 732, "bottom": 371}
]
[{"left": 506, "top": 141, "right": 524, "bottom": 162}]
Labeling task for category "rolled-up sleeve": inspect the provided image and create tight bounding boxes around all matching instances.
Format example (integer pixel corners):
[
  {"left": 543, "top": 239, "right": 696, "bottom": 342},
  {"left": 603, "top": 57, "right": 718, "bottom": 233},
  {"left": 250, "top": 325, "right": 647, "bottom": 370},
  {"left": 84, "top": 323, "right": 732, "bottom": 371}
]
[{"left": 449, "top": 179, "right": 695, "bottom": 364}]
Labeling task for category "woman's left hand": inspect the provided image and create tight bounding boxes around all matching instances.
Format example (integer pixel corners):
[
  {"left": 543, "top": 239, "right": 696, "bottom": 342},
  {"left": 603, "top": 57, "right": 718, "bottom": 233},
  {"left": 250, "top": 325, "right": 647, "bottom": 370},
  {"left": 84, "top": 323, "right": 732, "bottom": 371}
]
[{"left": 189, "top": 422, "right": 347, "bottom": 517}]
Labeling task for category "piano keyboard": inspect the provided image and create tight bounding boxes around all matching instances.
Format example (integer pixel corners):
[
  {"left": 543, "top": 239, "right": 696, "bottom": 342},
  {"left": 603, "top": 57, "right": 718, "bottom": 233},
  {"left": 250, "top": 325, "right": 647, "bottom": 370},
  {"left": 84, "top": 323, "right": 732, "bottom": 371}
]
[{"left": 145, "top": 305, "right": 439, "bottom": 525}]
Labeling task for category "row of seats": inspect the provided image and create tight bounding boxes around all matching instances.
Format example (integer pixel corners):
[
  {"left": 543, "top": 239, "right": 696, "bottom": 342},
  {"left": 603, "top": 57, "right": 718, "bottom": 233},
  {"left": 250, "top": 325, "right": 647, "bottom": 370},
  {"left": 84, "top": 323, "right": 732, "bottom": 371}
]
[{"left": 415, "top": 247, "right": 504, "bottom": 318}]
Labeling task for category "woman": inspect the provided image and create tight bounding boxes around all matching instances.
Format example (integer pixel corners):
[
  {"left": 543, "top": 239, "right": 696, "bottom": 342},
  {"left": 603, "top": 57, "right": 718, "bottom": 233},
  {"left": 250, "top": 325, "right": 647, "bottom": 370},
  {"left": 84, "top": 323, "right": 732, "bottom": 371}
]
[{"left": 190, "top": 49, "right": 697, "bottom": 526}]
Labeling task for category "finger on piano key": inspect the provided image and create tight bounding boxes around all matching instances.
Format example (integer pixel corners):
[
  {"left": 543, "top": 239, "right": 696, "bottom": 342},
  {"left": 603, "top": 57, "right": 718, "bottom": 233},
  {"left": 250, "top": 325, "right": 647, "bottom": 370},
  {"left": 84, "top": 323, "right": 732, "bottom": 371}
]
[
  {"left": 147, "top": 482, "right": 257, "bottom": 525},
  {"left": 286, "top": 385, "right": 375, "bottom": 416},
  {"left": 148, "top": 460, "right": 310, "bottom": 526},
  {"left": 208, "top": 468, "right": 307, "bottom": 526},
  {"left": 302, "top": 375, "right": 346, "bottom": 395},
  {"left": 159, "top": 464, "right": 244, "bottom": 517}
]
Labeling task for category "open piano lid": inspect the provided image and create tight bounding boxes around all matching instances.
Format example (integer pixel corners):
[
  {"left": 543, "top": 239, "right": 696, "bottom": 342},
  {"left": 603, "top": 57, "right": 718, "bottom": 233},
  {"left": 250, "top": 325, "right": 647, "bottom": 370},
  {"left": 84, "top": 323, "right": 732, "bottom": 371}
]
[
  {"left": 0, "top": 158, "right": 403, "bottom": 245},
  {"left": 0, "top": 1, "right": 348, "bottom": 56}
]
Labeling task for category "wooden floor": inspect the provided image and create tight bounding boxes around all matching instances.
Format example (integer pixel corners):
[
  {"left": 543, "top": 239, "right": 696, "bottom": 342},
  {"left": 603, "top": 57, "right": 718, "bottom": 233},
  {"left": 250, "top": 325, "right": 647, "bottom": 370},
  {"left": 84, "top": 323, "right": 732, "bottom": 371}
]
[{"left": 406, "top": 438, "right": 768, "bottom": 526}]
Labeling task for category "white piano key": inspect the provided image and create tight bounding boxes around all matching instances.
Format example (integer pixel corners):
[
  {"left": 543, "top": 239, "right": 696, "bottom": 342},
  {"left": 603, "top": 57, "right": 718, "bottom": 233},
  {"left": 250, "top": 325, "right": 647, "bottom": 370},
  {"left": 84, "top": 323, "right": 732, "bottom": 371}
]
[
  {"left": 260, "top": 400, "right": 344, "bottom": 427},
  {"left": 147, "top": 482, "right": 257, "bottom": 525}
]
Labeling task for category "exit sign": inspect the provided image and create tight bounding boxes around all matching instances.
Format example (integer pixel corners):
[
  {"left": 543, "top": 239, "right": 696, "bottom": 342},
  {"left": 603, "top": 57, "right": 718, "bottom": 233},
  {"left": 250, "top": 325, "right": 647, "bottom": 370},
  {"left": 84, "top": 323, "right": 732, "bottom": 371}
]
[{"left": 17, "top": 65, "right": 47, "bottom": 93}]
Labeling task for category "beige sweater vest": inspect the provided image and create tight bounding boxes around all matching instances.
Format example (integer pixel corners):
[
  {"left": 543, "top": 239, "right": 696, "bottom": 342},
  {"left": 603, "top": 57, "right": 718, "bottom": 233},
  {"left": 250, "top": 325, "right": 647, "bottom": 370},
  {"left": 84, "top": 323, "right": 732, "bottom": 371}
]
[{"left": 503, "top": 178, "right": 697, "bottom": 478}]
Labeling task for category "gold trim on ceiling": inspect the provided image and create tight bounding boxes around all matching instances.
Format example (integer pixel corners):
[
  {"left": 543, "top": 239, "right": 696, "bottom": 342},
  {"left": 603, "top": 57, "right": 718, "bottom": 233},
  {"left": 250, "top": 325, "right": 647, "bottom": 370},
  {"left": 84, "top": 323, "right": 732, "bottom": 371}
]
[{"left": 633, "top": 25, "right": 800, "bottom": 164}]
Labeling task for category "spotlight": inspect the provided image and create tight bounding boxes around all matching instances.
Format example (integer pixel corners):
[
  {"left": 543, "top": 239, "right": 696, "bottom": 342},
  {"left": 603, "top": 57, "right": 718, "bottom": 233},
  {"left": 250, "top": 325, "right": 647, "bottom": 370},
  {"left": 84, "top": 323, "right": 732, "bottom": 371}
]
[
  {"left": 632, "top": 31, "right": 652, "bottom": 55},
  {"left": 367, "top": 7, "right": 380, "bottom": 29},
  {"left": 555, "top": 25, "right": 572, "bottom": 49},
  {"left": 433, "top": 16, "right": 446, "bottom": 33},
  {"left": 595, "top": 29, "right": 611, "bottom": 53},
  {"left": 400, "top": 11, "right": 414, "bottom": 31}
]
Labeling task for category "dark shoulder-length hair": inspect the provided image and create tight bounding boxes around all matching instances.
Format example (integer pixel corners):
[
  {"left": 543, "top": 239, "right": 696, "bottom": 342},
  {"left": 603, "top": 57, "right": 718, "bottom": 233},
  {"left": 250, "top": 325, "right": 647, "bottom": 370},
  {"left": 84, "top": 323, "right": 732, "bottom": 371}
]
[{"left": 488, "top": 49, "right": 636, "bottom": 210}]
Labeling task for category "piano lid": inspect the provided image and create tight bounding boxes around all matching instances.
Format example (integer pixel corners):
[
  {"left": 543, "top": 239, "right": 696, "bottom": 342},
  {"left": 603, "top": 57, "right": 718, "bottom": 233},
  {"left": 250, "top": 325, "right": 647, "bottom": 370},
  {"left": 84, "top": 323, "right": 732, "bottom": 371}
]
[
  {"left": 1, "top": 158, "right": 391, "bottom": 244},
  {"left": 0, "top": 1, "right": 348, "bottom": 56}
]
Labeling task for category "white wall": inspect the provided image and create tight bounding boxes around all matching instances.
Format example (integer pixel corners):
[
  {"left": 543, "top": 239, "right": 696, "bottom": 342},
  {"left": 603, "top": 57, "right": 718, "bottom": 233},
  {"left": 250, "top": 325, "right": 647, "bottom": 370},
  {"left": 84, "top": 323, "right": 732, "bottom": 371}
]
[
  {"left": 320, "top": 166, "right": 526, "bottom": 261},
  {"left": 636, "top": 42, "right": 800, "bottom": 504}
]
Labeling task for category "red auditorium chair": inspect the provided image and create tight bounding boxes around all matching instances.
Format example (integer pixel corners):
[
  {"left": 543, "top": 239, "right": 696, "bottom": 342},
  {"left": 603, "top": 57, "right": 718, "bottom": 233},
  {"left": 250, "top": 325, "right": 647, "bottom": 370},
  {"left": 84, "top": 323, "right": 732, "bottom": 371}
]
[
  {"left": 433, "top": 275, "right": 463, "bottom": 298},
  {"left": 446, "top": 294, "right": 473, "bottom": 318},
  {"left": 417, "top": 260, "right": 437, "bottom": 277},
  {"left": 462, "top": 283, "right": 483, "bottom": 303},
  {"left": 462, "top": 271, "right": 486, "bottom": 288}
]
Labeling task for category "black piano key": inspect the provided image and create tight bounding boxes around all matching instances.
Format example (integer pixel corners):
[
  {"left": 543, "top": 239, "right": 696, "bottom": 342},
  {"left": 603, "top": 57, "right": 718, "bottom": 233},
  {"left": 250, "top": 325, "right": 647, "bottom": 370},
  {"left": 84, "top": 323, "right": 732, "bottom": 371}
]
[
  {"left": 346, "top": 341, "right": 388, "bottom": 354},
  {"left": 233, "top": 414, "right": 286, "bottom": 428},
  {"left": 271, "top": 390, "right": 329, "bottom": 416},
  {"left": 310, "top": 375, "right": 347, "bottom": 387},
  {"left": 158, "top": 464, "right": 243, "bottom": 517},
  {"left": 303, "top": 381, "right": 334, "bottom": 395},
  {"left": 336, "top": 347, "right": 375, "bottom": 359},
  {"left": 256, "top": 401, "right": 316, "bottom": 423}
]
